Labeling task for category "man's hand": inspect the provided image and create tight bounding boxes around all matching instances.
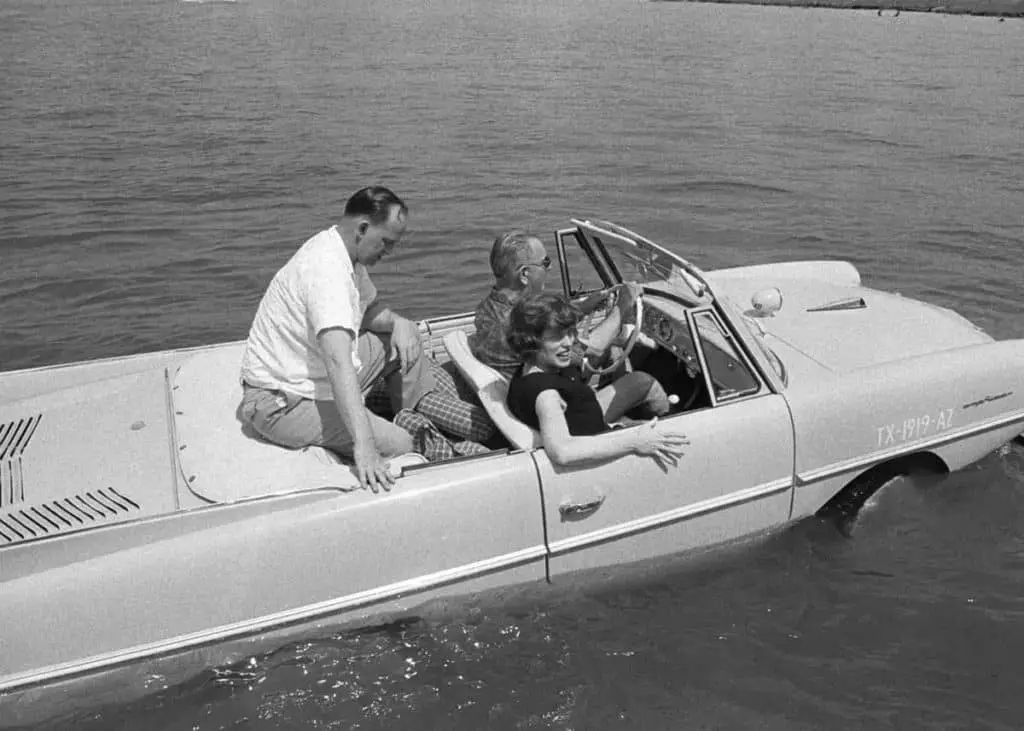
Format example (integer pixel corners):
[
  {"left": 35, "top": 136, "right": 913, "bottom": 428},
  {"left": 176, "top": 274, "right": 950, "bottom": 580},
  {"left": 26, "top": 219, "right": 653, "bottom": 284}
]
[
  {"left": 352, "top": 440, "right": 395, "bottom": 493},
  {"left": 389, "top": 317, "right": 423, "bottom": 373},
  {"left": 319, "top": 327, "right": 397, "bottom": 494}
]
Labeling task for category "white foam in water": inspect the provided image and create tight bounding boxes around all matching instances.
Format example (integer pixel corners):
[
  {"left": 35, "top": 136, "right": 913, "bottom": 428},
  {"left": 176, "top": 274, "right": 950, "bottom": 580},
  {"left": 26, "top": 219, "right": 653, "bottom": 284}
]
[{"left": 860, "top": 474, "right": 904, "bottom": 513}]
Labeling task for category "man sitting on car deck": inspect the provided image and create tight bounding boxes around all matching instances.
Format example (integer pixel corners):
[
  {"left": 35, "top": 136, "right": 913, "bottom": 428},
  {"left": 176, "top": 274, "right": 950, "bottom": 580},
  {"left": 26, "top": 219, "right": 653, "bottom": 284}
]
[{"left": 240, "top": 186, "right": 491, "bottom": 493}]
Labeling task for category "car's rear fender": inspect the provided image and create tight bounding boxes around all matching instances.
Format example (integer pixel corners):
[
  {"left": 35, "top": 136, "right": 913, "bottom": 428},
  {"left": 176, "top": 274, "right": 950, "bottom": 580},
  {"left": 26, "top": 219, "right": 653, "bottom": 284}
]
[{"left": 784, "top": 338, "right": 1024, "bottom": 520}]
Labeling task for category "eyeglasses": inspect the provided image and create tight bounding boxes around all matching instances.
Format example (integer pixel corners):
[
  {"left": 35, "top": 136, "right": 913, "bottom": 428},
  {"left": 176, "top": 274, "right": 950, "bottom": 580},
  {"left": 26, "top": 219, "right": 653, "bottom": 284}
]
[{"left": 520, "top": 255, "right": 552, "bottom": 272}]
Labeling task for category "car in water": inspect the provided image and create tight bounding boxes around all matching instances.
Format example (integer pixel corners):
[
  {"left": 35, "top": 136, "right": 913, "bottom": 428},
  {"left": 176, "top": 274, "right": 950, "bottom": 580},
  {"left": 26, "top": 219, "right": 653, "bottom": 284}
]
[{"left": 3, "top": 218, "right": 1023, "bottom": 722}]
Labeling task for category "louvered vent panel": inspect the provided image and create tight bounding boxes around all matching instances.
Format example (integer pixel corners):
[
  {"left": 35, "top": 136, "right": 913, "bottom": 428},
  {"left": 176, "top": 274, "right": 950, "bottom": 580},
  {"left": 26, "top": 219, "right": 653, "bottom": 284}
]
[
  {"left": 0, "top": 415, "right": 42, "bottom": 508},
  {"left": 0, "top": 488, "right": 141, "bottom": 545}
]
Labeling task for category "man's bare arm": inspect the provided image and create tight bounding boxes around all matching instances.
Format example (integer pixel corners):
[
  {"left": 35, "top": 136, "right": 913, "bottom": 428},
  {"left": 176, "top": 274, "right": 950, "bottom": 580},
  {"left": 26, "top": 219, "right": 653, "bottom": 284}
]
[
  {"left": 361, "top": 300, "right": 398, "bottom": 331},
  {"left": 360, "top": 301, "right": 421, "bottom": 371},
  {"left": 318, "top": 327, "right": 393, "bottom": 492}
]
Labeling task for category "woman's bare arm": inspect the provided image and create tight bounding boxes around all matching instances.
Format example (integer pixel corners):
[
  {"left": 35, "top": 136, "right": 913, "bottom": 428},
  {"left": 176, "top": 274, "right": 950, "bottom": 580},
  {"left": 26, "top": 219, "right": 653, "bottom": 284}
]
[{"left": 534, "top": 390, "right": 688, "bottom": 468}]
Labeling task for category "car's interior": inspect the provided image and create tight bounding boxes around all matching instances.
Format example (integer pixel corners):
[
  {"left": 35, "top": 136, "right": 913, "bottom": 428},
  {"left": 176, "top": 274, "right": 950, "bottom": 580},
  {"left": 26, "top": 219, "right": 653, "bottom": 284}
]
[
  {"left": 171, "top": 225, "right": 771, "bottom": 502},
  {"left": 443, "top": 279, "right": 766, "bottom": 454},
  {"left": 408, "top": 217, "right": 773, "bottom": 456}
]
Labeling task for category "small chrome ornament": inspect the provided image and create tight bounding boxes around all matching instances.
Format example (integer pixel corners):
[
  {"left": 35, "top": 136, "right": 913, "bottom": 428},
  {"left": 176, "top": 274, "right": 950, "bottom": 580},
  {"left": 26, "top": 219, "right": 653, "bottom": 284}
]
[
  {"left": 751, "top": 287, "right": 784, "bottom": 317},
  {"left": 806, "top": 296, "right": 867, "bottom": 312}
]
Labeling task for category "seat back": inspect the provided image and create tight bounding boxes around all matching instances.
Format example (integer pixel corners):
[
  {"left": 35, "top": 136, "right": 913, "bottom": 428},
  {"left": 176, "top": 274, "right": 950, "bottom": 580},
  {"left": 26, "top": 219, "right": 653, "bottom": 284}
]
[{"left": 442, "top": 330, "right": 541, "bottom": 452}]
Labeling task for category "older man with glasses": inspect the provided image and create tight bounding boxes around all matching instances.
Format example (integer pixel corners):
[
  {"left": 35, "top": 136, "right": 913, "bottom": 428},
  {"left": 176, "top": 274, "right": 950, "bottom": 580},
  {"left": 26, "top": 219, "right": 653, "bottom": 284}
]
[{"left": 470, "top": 229, "right": 637, "bottom": 381}]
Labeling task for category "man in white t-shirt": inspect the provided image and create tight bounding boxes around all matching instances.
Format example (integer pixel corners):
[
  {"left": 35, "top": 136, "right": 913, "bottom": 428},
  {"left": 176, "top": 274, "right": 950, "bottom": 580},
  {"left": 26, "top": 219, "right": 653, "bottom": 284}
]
[{"left": 240, "top": 186, "right": 436, "bottom": 493}]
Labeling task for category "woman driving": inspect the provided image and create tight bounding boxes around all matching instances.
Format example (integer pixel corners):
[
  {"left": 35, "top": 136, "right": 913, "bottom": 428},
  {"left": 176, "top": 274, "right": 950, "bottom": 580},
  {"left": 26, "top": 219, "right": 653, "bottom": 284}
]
[{"left": 505, "top": 293, "right": 689, "bottom": 467}]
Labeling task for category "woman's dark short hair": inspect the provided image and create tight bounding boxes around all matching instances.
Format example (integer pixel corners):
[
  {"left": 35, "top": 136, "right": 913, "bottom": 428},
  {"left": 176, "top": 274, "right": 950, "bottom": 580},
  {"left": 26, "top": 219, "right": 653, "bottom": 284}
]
[
  {"left": 506, "top": 293, "right": 581, "bottom": 359},
  {"left": 344, "top": 186, "right": 408, "bottom": 225}
]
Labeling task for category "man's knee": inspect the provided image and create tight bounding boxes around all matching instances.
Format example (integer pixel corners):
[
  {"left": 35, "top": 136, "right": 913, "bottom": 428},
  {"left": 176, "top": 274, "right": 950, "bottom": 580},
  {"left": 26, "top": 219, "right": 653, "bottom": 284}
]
[
  {"left": 371, "top": 419, "right": 416, "bottom": 457},
  {"left": 380, "top": 430, "right": 414, "bottom": 457},
  {"left": 641, "top": 375, "right": 671, "bottom": 415}
]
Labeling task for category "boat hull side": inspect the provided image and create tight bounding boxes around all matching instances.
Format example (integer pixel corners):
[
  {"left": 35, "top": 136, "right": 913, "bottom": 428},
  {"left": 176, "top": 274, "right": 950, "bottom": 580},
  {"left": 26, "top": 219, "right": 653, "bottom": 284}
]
[{"left": 0, "top": 450, "right": 547, "bottom": 697}]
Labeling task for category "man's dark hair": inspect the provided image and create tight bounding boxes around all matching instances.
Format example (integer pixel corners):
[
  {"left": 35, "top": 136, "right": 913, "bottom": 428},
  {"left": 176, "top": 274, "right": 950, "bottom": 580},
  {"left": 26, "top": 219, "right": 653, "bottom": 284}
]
[
  {"left": 344, "top": 186, "right": 408, "bottom": 225},
  {"left": 507, "top": 293, "right": 581, "bottom": 359}
]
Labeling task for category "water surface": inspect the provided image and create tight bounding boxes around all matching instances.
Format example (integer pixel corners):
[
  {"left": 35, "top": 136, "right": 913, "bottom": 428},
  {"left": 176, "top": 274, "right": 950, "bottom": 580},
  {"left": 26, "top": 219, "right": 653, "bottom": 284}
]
[{"left": 2, "top": 0, "right": 1022, "bottom": 728}]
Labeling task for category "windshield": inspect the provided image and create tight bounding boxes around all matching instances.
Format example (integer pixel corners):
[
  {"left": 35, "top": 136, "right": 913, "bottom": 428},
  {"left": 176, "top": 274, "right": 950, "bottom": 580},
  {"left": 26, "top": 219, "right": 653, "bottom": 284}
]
[
  {"left": 571, "top": 219, "right": 786, "bottom": 389},
  {"left": 578, "top": 220, "right": 710, "bottom": 304}
]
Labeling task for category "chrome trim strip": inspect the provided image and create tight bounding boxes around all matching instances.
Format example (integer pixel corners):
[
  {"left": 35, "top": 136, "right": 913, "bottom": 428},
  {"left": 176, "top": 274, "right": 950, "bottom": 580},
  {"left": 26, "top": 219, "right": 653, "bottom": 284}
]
[
  {"left": 686, "top": 308, "right": 718, "bottom": 408},
  {"left": 164, "top": 367, "right": 183, "bottom": 510},
  {"left": 0, "top": 544, "right": 548, "bottom": 693},
  {"left": 797, "top": 410, "right": 1024, "bottom": 485},
  {"left": 547, "top": 478, "right": 792, "bottom": 557}
]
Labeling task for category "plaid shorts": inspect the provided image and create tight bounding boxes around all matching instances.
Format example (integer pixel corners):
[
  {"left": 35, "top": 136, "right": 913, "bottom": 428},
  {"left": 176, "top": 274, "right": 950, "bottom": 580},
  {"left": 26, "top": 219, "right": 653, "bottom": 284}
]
[
  {"left": 393, "top": 409, "right": 491, "bottom": 463},
  {"left": 366, "top": 358, "right": 497, "bottom": 445}
]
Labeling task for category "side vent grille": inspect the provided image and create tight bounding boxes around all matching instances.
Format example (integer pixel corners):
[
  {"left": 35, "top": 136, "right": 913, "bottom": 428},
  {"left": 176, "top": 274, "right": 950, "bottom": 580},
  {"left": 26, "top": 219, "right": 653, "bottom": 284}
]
[
  {"left": 0, "top": 415, "right": 42, "bottom": 508},
  {"left": 0, "top": 488, "right": 140, "bottom": 546}
]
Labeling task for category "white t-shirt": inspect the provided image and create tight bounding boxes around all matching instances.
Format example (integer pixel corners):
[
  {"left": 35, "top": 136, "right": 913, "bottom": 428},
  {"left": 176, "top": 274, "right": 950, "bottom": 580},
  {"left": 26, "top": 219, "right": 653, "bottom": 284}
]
[{"left": 241, "top": 225, "right": 378, "bottom": 400}]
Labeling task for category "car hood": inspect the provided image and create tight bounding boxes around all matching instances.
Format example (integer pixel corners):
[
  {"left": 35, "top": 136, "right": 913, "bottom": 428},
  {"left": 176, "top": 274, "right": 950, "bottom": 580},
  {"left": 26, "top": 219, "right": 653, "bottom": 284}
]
[{"left": 707, "top": 269, "right": 992, "bottom": 373}]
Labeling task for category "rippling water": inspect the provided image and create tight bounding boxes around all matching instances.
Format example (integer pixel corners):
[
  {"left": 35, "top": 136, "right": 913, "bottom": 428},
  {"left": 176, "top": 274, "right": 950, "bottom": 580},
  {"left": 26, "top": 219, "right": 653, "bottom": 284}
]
[{"left": 2, "top": 0, "right": 1023, "bottom": 728}]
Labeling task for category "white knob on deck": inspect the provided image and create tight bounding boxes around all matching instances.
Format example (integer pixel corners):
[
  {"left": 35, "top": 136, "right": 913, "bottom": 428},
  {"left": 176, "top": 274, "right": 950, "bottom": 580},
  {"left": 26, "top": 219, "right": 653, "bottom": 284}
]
[{"left": 751, "top": 287, "right": 784, "bottom": 316}]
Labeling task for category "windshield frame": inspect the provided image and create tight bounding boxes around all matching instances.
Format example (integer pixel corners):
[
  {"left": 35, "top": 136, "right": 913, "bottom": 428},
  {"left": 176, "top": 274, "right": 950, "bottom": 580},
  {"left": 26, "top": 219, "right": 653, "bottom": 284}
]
[
  {"left": 562, "top": 219, "right": 787, "bottom": 393},
  {"left": 572, "top": 219, "right": 713, "bottom": 306}
]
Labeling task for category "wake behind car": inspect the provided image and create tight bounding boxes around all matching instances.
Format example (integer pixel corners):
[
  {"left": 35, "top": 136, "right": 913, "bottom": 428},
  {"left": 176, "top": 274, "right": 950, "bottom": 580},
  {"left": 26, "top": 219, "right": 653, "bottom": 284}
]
[{"left": 3, "top": 219, "right": 1023, "bottom": 723}]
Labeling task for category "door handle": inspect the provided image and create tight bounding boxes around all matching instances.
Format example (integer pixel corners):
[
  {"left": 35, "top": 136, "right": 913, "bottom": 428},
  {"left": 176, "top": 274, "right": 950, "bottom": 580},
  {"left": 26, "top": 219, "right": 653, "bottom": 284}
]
[{"left": 559, "top": 495, "right": 605, "bottom": 520}]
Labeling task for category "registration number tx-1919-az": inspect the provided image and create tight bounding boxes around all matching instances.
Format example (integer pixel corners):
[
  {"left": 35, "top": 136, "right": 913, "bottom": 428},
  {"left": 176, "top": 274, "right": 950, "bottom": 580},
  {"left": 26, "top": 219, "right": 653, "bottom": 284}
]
[{"left": 876, "top": 408, "right": 954, "bottom": 448}]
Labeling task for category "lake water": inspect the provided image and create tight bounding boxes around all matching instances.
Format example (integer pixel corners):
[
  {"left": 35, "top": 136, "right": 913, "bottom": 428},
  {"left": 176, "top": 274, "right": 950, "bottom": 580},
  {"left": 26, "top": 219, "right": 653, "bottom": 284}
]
[{"left": 2, "top": 0, "right": 1023, "bottom": 728}]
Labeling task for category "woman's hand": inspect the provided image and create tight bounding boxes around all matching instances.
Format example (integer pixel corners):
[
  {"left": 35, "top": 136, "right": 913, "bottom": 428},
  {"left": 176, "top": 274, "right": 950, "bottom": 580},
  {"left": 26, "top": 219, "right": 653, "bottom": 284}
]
[{"left": 631, "top": 417, "right": 689, "bottom": 469}]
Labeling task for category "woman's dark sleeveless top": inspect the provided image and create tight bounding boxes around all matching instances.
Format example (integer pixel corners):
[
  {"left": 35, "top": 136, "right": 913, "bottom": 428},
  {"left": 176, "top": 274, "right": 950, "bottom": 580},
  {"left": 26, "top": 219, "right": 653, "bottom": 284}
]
[{"left": 507, "top": 365, "right": 608, "bottom": 436}]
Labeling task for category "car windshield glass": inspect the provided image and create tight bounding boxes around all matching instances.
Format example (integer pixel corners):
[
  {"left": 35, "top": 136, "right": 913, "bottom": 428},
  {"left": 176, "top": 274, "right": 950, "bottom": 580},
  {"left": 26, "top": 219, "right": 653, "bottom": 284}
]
[{"left": 581, "top": 221, "right": 709, "bottom": 304}]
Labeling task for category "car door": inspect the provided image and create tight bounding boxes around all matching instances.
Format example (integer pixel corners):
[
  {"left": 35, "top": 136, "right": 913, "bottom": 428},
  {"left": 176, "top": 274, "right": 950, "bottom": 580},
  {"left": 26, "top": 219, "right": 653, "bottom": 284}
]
[
  {"left": 535, "top": 296, "right": 795, "bottom": 579},
  {"left": 536, "top": 397, "right": 794, "bottom": 579}
]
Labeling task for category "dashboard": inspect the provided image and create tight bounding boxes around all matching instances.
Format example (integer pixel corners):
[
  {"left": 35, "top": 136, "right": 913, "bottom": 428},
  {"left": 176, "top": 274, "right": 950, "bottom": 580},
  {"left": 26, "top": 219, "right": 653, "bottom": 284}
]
[
  {"left": 639, "top": 295, "right": 762, "bottom": 404},
  {"left": 641, "top": 298, "right": 698, "bottom": 372}
]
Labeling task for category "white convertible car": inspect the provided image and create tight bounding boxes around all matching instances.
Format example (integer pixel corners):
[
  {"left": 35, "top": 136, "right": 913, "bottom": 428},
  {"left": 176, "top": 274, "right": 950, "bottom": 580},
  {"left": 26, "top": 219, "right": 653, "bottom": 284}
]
[{"left": 3, "top": 219, "right": 1023, "bottom": 718}]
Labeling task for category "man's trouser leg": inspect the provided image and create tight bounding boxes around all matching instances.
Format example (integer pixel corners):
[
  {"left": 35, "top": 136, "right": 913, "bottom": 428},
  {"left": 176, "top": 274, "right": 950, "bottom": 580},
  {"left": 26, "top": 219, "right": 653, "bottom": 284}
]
[
  {"left": 240, "top": 331, "right": 432, "bottom": 458},
  {"left": 414, "top": 361, "right": 496, "bottom": 442},
  {"left": 596, "top": 371, "right": 670, "bottom": 423},
  {"left": 241, "top": 387, "right": 413, "bottom": 458},
  {"left": 356, "top": 330, "right": 436, "bottom": 414}
]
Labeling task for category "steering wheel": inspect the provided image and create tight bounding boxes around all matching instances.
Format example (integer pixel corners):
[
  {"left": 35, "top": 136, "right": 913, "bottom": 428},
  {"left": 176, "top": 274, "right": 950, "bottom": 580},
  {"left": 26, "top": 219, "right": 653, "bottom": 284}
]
[{"left": 584, "top": 287, "right": 644, "bottom": 376}]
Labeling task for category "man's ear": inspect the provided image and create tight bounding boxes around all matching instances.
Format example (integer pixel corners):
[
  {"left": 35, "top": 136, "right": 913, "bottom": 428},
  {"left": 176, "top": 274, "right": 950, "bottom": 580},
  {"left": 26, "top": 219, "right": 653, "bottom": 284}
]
[{"left": 356, "top": 220, "right": 369, "bottom": 238}]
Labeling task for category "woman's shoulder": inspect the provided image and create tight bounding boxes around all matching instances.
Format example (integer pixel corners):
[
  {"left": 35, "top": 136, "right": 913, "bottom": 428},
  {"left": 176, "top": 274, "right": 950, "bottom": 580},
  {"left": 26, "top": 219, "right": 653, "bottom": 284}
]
[
  {"left": 508, "top": 369, "right": 562, "bottom": 426},
  {"left": 510, "top": 369, "right": 556, "bottom": 395}
]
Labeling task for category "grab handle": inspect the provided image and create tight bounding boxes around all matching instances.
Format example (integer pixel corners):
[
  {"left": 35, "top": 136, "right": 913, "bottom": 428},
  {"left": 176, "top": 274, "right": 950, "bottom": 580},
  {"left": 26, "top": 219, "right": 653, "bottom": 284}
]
[{"left": 559, "top": 495, "right": 606, "bottom": 520}]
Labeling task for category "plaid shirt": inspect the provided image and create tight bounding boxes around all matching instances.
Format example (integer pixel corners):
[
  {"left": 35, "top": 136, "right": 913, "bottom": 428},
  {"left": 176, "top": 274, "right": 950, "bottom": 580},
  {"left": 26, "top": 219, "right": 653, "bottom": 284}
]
[
  {"left": 469, "top": 287, "right": 521, "bottom": 380},
  {"left": 469, "top": 287, "right": 597, "bottom": 380}
]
